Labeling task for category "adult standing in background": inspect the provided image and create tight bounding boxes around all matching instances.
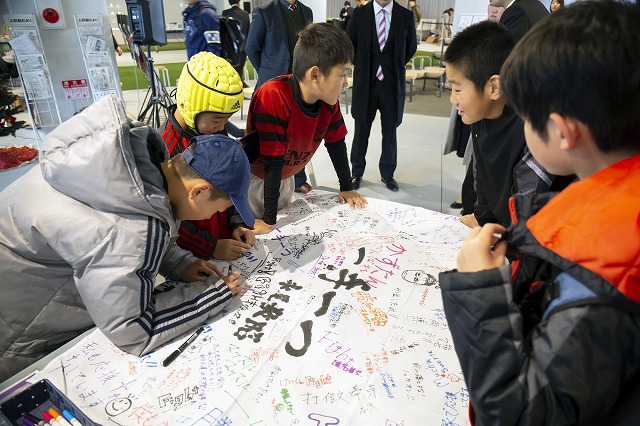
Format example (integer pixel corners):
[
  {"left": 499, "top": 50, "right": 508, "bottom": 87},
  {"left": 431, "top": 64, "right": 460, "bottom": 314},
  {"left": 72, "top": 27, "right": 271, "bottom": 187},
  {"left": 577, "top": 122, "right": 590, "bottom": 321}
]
[
  {"left": 245, "top": 0, "right": 314, "bottom": 194},
  {"left": 347, "top": 0, "right": 417, "bottom": 192},
  {"left": 183, "top": 0, "right": 221, "bottom": 59},
  {"left": 550, "top": 0, "right": 563, "bottom": 13},
  {"left": 409, "top": 0, "right": 421, "bottom": 28},
  {"left": 246, "top": 0, "right": 313, "bottom": 90},
  {"left": 441, "top": 8, "right": 454, "bottom": 39},
  {"left": 340, "top": 1, "right": 354, "bottom": 27},
  {"left": 222, "top": 0, "right": 251, "bottom": 87},
  {"left": 488, "top": 4, "right": 505, "bottom": 21},
  {"left": 355, "top": 0, "right": 369, "bottom": 8},
  {"left": 492, "top": 0, "right": 549, "bottom": 42}
]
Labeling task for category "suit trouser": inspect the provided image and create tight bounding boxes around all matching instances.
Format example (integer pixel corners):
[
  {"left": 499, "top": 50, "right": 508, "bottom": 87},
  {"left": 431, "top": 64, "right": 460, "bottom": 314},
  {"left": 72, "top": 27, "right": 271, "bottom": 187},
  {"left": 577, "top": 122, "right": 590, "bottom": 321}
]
[{"left": 350, "top": 78, "right": 398, "bottom": 178}]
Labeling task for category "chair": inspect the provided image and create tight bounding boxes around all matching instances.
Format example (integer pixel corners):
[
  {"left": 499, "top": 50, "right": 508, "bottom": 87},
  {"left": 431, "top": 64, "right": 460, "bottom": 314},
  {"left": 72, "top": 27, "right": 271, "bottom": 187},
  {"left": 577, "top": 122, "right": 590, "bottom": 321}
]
[{"left": 405, "top": 55, "right": 446, "bottom": 99}]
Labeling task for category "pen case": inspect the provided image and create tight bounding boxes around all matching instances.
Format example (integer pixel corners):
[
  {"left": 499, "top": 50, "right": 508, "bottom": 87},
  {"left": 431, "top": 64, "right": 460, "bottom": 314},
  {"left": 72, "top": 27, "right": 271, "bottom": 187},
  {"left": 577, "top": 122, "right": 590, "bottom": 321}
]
[{"left": 0, "top": 379, "right": 100, "bottom": 426}]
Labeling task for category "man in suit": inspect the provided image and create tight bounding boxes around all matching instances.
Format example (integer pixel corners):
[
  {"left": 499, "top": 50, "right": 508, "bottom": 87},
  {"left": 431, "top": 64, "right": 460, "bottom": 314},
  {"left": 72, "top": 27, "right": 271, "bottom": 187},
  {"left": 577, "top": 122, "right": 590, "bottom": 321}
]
[
  {"left": 222, "top": 0, "right": 251, "bottom": 87},
  {"left": 245, "top": 0, "right": 314, "bottom": 194},
  {"left": 246, "top": 0, "right": 313, "bottom": 89},
  {"left": 492, "top": 0, "right": 549, "bottom": 42},
  {"left": 347, "top": 0, "right": 417, "bottom": 192}
]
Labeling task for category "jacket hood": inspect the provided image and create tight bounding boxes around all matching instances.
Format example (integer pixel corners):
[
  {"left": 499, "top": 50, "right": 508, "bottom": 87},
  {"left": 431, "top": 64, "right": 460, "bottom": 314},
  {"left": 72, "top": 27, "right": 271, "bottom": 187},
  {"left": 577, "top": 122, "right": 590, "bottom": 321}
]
[
  {"left": 185, "top": 0, "right": 217, "bottom": 18},
  {"left": 40, "top": 95, "right": 176, "bottom": 228}
]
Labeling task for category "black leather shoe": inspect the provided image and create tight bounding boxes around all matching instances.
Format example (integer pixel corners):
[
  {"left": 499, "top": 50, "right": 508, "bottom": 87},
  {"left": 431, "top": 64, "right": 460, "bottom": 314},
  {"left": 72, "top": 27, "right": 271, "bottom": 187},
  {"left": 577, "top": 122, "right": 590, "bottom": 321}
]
[
  {"left": 352, "top": 175, "right": 362, "bottom": 190},
  {"left": 381, "top": 176, "right": 399, "bottom": 192}
]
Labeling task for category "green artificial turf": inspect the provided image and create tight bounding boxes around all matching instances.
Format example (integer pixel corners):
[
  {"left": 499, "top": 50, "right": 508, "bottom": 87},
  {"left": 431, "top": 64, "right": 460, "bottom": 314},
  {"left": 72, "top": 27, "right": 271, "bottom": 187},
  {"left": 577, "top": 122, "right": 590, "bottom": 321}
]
[{"left": 117, "top": 50, "right": 435, "bottom": 91}]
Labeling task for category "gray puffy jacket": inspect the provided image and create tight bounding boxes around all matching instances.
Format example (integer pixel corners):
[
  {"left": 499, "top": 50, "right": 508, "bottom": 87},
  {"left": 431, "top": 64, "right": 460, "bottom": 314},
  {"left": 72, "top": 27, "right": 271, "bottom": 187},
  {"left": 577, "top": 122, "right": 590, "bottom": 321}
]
[{"left": 0, "top": 96, "right": 232, "bottom": 381}]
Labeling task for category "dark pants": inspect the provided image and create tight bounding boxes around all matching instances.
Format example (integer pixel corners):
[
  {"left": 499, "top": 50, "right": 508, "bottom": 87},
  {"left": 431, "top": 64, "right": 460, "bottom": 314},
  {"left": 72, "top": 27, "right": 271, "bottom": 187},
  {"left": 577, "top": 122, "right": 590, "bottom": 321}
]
[
  {"left": 294, "top": 169, "right": 307, "bottom": 188},
  {"left": 233, "top": 54, "right": 248, "bottom": 87},
  {"left": 350, "top": 78, "right": 398, "bottom": 178},
  {"left": 461, "top": 156, "right": 476, "bottom": 215}
]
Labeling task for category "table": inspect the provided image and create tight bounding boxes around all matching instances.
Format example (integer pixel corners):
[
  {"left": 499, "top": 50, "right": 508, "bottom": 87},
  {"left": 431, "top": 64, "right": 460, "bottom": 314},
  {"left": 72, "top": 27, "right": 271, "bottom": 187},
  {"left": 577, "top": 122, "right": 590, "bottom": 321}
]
[{"left": 4, "top": 192, "right": 471, "bottom": 425}]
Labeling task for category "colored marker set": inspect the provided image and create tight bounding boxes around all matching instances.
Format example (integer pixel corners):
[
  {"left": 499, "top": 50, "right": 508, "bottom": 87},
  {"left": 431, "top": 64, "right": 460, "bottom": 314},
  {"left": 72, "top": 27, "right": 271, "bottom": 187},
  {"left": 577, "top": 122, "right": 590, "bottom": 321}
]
[
  {"left": 0, "top": 380, "right": 97, "bottom": 426},
  {"left": 22, "top": 408, "right": 83, "bottom": 426}
]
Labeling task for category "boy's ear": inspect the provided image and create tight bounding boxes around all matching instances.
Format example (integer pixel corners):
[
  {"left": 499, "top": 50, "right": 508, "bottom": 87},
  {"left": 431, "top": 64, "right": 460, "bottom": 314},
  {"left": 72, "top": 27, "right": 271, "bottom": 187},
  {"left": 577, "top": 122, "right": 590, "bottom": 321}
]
[
  {"left": 188, "top": 181, "right": 211, "bottom": 201},
  {"left": 307, "top": 65, "right": 320, "bottom": 83},
  {"left": 548, "top": 113, "right": 584, "bottom": 151},
  {"left": 488, "top": 75, "right": 501, "bottom": 100}
]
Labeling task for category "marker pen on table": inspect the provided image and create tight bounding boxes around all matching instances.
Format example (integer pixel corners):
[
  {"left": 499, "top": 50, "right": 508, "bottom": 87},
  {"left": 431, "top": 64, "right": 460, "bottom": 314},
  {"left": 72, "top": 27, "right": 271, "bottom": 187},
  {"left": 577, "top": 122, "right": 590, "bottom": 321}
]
[
  {"left": 41, "top": 412, "right": 61, "bottom": 426},
  {"left": 23, "top": 414, "right": 51, "bottom": 426},
  {"left": 162, "top": 326, "right": 204, "bottom": 367},
  {"left": 48, "top": 409, "right": 73, "bottom": 426},
  {"left": 62, "top": 410, "right": 84, "bottom": 426},
  {"left": 21, "top": 418, "right": 37, "bottom": 426}
]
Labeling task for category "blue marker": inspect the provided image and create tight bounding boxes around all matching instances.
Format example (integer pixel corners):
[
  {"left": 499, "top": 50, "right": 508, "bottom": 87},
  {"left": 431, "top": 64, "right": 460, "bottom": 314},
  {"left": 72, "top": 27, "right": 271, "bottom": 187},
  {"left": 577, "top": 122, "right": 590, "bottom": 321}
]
[{"left": 62, "top": 411, "right": 83, "bottom": 426}]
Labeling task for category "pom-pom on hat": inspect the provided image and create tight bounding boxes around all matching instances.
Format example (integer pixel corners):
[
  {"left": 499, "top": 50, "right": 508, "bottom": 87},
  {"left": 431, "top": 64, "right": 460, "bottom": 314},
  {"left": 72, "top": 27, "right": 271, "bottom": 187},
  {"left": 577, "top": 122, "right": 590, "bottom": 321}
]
[
  {"left": 177, "top": 52, "right": 244, "bottom": 132},
  {"left": 183, "top": 134, "right": 255, "bottom": 227}
]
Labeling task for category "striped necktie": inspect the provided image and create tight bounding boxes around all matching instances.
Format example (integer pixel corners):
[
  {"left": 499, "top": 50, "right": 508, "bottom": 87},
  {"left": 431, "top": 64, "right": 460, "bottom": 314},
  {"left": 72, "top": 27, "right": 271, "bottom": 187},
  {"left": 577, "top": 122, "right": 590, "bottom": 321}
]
[
  {"left": 376, "top": 9, "right": 386, "bottom": 81},
  {"left": 289, "top": 3, "right": 297, "bottom": 11}
]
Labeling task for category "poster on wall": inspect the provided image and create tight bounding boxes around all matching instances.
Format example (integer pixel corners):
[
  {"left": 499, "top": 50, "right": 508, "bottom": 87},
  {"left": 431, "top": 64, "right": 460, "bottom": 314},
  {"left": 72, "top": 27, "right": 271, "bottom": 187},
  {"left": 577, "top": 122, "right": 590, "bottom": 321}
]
[
  {"left": 74, "top": 15, "right": 119, "bottom": 102},
  {"left": 5, "top": 14, "right": 62, "bottom": 130}
]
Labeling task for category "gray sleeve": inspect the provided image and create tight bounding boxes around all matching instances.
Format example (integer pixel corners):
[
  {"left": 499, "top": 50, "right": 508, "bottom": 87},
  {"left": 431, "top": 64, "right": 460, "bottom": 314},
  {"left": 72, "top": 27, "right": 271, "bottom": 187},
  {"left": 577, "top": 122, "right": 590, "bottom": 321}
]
[{"left": 73, "top": 218, "right": 233, "bottom": 357}]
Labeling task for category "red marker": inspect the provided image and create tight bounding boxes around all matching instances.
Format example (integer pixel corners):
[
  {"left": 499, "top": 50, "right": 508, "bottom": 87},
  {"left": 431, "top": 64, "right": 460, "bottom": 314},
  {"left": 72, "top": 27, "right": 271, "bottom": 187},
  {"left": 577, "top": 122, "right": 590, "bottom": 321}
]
[{"left": 41, "top": 412, "right": 61, "bottom": 426}]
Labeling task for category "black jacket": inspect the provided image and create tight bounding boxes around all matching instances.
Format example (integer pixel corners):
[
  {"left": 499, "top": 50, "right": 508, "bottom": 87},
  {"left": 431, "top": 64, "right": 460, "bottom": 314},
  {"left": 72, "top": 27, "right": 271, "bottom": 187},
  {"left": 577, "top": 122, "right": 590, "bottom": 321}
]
[{"left": 500, "top": 0, "right": 550, "bottom": 42}]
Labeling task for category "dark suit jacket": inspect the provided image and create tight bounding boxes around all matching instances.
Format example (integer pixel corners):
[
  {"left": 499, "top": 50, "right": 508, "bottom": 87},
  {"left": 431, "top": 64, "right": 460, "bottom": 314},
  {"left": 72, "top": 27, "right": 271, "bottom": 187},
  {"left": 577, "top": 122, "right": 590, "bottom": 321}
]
[
  {"left": 346, "top": 1, "right": 417, "bottom": 126},
  {"left": 222, "top": 5, "right": 251, "bottom": 40},
  {"left": 500, "top": 0, "right": 549, "bottom": 42},
  {"left": 245, "top": 0, "right": 313, "bottom": 88}
]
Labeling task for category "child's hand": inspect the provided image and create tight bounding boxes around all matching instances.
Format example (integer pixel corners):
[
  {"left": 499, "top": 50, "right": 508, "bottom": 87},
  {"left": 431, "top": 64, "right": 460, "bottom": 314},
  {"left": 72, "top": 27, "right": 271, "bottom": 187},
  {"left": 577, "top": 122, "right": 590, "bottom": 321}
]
[
  {"left": 338, "top": 190, "right": 368, "bottom": 209},
  {"left": 460, "top": 213, "right": 479, "bottom": 228},
  {"left": 253, "top": 219, "right": 274, "bottom": 235},
  {"left": 214, "top": 239, "right": 252, "bottom": 260},
  {"left": 457, "top": 224, "right": 507, "bottom": 273},
  {"left": 222, "top": 271, "right": 243, "bottom": 295},
  {"left": 181, "top": 259, "right": 224, "bottom": 282},
  {"left": 232, "top": 227, "right": 256, "bottom": 247}
]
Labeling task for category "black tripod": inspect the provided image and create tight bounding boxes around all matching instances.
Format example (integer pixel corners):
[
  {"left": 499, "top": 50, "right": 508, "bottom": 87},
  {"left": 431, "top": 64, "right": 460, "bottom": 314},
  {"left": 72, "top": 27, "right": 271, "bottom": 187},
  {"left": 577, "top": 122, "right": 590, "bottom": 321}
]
[{"left": 137, "top": 45, "right": 172, "bottom": 128}]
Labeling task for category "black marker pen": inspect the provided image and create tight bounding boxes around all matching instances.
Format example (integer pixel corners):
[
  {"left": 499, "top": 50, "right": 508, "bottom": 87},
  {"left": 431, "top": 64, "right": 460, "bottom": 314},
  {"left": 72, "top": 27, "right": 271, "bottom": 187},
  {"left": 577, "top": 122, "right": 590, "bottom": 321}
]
[{"left": 162, "top": 326, "right": 204, "bottom": 367}]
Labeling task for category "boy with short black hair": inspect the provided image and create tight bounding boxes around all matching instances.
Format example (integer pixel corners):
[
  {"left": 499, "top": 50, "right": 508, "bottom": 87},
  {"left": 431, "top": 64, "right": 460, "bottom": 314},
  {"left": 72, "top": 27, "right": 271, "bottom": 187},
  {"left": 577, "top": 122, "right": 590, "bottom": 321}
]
[
  {"left": 246, "top": 22, "right": 367, "bottom": 235},
  {"left": 161, "top": 52, "right": 255, "bottom": 260},
  {"left": 0, "top": 96, "right": 253, "bottom": 380},
  {"left": 444, "top": 20, "right": 566, "bottom": 229},
  {"left": 440, "top": 1, "right": 640, "bottom": 423}
]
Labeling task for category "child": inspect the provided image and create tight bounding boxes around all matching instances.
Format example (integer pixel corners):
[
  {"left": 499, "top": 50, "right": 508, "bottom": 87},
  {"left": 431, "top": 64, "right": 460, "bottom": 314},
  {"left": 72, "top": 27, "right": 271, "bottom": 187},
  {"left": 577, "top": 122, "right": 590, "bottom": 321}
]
[
  {"left": 444, "top": 21, "right": 568, "bottom": 229},
  {"left": 0, "top": 96, "right": 253, "bottom": 380},
  {"left": 246, "top": 22, "right": 367, "bottom": 234},
  {"left": 161, "top": 52, "right": 255, "bottom": 260},
  {"left": 440, "top": 1, "right": 640, "bottom": 423}
]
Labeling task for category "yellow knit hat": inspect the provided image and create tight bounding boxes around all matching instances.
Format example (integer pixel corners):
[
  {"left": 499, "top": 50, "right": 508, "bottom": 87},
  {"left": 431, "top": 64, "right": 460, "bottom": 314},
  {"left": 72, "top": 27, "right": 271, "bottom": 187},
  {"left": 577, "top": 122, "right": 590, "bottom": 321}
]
[{"left": 176, "top": 52, "right": 244, "bottom": 131}]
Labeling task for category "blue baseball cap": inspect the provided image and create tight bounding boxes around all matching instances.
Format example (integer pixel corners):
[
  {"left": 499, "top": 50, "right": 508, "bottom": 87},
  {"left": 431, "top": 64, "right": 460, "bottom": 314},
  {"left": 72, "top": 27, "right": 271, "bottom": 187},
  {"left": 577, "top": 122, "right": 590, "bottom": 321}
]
[{"left": 182, "top": 134, "right": 255, "bottom": 227}]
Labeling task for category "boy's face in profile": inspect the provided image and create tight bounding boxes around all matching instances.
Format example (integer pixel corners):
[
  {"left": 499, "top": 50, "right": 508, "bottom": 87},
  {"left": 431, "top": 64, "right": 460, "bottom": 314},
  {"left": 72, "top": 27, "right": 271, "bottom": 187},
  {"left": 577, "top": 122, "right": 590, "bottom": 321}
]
[
  {"left": 174, "top": 188, "right": 233, "bottom": 221},
  {"left": 195, "top": 112, "right": 233, "bottom": 135},
  {"left": 445, "top": 63, "right": 495, "bottom": 125},
  {"left": 317, "top": 63, "right": 351, "bottom": 106}
]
